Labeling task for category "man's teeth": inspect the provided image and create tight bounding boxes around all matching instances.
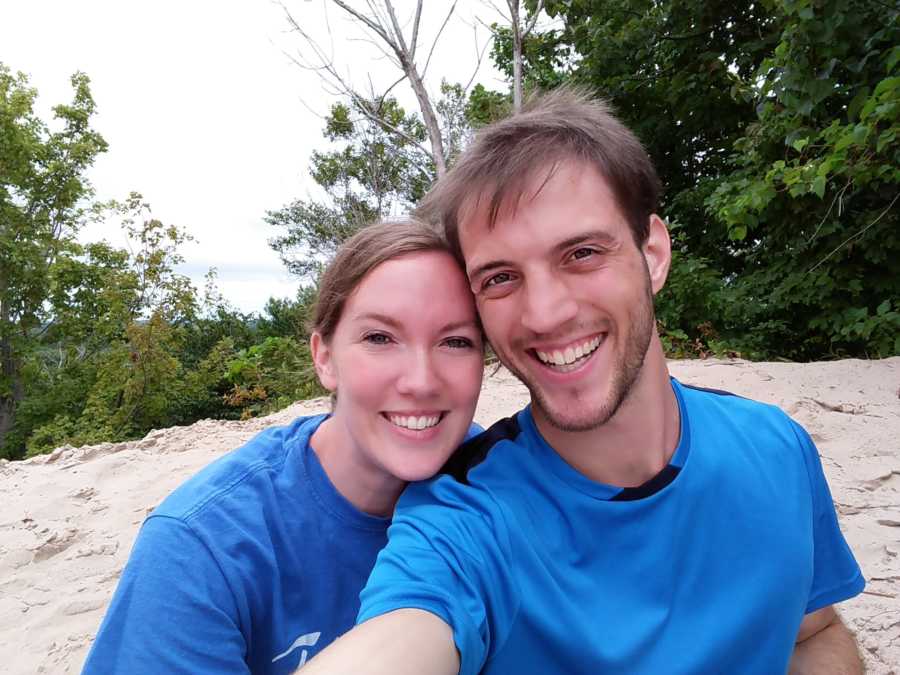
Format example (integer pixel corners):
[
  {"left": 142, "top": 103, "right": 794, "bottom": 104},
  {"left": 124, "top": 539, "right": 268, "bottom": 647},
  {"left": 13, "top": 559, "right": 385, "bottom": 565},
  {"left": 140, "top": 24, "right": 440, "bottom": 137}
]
[
  {"left": 387, "top": 414, "right": 440, "bottom": 430},
  {"left": 536, "top": 336, "right": 602, "bottom": 366}
]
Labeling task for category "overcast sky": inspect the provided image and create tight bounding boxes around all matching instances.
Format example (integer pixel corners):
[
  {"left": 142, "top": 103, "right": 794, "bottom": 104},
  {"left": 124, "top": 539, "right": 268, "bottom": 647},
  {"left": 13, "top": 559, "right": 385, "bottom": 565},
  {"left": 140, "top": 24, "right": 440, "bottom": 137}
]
[{"left": 1, "top": 0, "right": 505, "bottom": 313}]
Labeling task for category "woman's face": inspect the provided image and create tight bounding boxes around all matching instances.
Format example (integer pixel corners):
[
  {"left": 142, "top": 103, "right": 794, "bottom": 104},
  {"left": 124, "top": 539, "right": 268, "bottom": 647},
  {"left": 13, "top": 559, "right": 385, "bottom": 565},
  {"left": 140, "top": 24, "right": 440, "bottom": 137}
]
[{"left": 312, "top": 250, "right": 483, "bottom": 486}]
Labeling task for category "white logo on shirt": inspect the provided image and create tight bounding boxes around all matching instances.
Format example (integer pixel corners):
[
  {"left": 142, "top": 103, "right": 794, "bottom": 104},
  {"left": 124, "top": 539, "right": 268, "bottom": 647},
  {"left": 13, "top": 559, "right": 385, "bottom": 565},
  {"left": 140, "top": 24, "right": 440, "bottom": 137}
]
[{"left": 272, "top": 631, "right": 321, "bottom": 666}]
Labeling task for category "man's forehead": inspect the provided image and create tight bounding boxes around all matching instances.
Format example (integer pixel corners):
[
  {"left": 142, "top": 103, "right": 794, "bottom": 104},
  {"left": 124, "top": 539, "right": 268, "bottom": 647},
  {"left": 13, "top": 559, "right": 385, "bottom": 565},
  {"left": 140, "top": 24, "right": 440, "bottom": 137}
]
[
  {"left": 456, "top": 161, "right": 561, "bottom": 251},
  {"left": 457, "top": 159, "right": 608, "bottom": 235}
]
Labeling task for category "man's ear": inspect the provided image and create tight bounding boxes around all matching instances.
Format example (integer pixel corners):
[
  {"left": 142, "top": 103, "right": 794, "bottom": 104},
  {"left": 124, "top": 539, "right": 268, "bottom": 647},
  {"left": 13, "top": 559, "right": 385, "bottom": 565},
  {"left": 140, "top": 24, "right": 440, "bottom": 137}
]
[
  {"left": 642, "top": 214, "right": 672, "bottom": 295},
  {"left": 310, "top": 332, "right": 337, "bottom": 392}
]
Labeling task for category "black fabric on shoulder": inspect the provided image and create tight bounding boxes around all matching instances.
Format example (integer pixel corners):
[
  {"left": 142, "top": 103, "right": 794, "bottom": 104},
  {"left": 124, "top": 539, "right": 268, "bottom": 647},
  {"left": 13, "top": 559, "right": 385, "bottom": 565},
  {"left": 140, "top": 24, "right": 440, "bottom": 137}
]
[
  {"left": 440, "top": 415, "right": 521, "bottom": 484},
  {"left": 611, "top": 464, "right": 681, "bottom": 502},
  {"left": 680, "top": 383, "right": 739, "bottom": 397}
]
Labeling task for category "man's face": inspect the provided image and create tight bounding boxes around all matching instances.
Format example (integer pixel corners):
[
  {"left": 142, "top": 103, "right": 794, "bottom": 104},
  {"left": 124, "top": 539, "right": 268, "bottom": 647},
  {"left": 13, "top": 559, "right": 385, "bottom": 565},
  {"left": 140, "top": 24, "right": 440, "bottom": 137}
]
[{"left": 459, "top": 160, "right": 667, "bottom": 432}]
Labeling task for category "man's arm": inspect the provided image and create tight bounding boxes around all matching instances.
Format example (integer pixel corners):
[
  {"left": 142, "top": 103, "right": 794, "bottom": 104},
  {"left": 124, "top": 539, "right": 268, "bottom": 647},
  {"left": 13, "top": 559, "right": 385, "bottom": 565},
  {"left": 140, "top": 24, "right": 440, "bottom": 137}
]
[
  {"left": 789, "top": 605, "right": 862, "bottom": 675},
  {"left": 298, "top": 609, "right": 458, "bottom": 675}
]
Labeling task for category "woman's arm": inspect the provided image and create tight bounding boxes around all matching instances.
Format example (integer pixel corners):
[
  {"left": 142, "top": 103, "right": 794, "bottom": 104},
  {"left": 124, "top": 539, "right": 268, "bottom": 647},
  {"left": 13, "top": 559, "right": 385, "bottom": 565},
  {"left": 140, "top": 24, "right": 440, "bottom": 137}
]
[{"left": 81, "top": 517, "right": 250, "bottom": 674}]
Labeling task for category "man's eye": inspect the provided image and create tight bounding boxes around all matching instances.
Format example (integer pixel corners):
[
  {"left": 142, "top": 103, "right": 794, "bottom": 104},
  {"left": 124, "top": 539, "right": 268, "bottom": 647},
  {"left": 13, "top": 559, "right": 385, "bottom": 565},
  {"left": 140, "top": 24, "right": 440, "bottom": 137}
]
[
  {"left": 363, "top": 333, "right": 391, "bottom": 345},
  {"left": 444, "top": 337, "right": 473, "bottom": 349},
  {"left": 571, "top": 247, "right": 595, "bottom": 260},
  {"left": 484, "top": 272, "right": 512, "bottom": 288}
]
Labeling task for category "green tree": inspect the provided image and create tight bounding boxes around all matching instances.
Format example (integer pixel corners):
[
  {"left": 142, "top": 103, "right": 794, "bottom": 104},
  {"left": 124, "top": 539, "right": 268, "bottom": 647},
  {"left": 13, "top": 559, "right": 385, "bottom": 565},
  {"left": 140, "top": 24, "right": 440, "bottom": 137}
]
[
  {"left": 520, "top": 0, "right": 781, "bottom": 265},
  {"left": 0, "top": 65, "right": 108, "bottom": 454},
  {"left": 266, "top": 96, "right": 432, "bottom": 280},
  {"left": 65, "top": 195, "right": 200, "bottom": 445},
  {"left": 501, "top": 0, "right": 898, "bottom": 358},
  {"left": 706, "top": 0, "right": 900, "bottom": 358}
]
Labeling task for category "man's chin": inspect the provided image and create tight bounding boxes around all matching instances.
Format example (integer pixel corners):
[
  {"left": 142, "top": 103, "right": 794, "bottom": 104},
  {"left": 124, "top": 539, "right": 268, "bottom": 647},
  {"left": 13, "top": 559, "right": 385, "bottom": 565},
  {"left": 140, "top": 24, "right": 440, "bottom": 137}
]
[
  {"left": 529, "top": 387, "right": 620, "bottom": 433},
  {"left": 538, "top": 404, "right": 615, "bottom": 432}
]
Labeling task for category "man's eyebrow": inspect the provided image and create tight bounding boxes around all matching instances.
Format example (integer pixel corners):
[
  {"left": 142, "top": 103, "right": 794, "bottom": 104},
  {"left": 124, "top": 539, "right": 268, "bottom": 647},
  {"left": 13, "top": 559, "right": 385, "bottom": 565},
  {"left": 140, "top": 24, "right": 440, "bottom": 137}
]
[
  {"left": 467, "top": 230, "right": 619, "bottom": 280},
  {"left": 553, "top": 230, "right": 619, "bottom": 253},
  {"left": 467, "top": 259, "right": 514, "bottom": 282}
]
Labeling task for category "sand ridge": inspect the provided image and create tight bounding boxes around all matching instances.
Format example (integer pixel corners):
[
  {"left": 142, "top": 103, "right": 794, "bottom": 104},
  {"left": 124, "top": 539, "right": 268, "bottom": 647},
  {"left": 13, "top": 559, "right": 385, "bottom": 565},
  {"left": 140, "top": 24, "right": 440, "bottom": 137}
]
[{"left": 0, "top": 358, "right": 897, "bottom": 673}]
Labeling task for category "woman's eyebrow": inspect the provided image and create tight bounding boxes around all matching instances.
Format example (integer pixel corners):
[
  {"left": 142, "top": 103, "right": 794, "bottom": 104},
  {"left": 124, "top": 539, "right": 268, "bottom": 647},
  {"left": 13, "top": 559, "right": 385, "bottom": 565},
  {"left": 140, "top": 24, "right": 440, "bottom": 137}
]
[
  {"left": 353, "top": 313, "right": 477, "bottom": 333},
  {"left": 440, "top": 319, "right": 480, "bottom": 333},
  {"left": 353, "top": 312, "right": 402, "bottom": 328}
]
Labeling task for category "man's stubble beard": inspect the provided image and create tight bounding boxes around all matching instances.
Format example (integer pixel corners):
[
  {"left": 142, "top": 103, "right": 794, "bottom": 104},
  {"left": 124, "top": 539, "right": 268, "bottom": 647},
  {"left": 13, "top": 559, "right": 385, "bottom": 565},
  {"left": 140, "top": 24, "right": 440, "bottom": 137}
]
[{"left": 504, "top": 270, "right": 656, "bottom": 433}]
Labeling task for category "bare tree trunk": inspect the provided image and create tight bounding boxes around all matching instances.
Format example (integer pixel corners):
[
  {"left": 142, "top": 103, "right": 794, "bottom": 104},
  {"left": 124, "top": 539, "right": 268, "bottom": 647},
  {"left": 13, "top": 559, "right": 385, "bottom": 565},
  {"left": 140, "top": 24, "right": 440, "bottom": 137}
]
[
  {"left": 508, "top": 1, "right": 524, "bottom": 112},
  {"left": 504, "top": 0, "right": 543, "bottom": 113},
  {"left": 405, "top": 66, "right": 447, "bottom": 176},
  {"left": 324, "top": 0, "right": 451, "bottom": 177}
]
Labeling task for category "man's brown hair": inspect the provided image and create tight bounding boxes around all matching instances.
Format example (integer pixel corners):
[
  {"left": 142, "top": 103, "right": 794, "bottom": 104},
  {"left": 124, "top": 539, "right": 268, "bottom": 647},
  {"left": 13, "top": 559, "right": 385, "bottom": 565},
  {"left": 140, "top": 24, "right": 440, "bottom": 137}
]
[{"left": 416, "top": 86, "right": 661, "bottom": 258}]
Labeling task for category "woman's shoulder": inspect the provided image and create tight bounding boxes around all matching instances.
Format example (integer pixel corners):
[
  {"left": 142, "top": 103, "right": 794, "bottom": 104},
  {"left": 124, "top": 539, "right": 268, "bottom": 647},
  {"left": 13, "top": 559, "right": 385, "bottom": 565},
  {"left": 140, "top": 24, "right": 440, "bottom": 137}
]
[{"left": 152, "top": 414, "right": 328, "bottom": 523}]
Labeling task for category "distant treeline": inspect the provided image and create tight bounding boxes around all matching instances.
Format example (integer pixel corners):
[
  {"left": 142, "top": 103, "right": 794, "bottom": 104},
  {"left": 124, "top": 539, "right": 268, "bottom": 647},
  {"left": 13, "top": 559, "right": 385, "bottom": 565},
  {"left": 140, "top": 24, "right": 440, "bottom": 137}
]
[{"left": 2, "top": 0, "right": 898, "bottom": 460}]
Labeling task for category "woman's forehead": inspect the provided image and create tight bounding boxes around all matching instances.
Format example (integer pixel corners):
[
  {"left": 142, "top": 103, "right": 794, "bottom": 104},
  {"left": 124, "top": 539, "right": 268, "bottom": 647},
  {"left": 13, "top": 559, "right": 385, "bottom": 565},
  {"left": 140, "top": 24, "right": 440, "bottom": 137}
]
[{"left": 343, "top": 250, "right": 476, "bottom": 325}]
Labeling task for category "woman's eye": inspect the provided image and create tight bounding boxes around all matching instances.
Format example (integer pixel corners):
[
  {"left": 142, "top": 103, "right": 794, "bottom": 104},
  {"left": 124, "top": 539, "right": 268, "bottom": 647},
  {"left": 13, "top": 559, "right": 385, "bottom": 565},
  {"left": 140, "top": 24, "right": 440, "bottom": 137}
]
[
  {"left": 444, "top": 337, "right": 473, "bottom": 349},
  {"left": 363, "top": 333, "right": 391, "bottom": 345}
]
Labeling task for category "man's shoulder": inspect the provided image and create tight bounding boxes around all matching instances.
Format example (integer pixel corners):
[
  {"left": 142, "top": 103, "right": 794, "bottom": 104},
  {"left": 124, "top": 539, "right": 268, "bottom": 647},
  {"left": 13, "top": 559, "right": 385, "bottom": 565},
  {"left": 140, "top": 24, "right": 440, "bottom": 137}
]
[
  {"left": 394, "top": 412, "right": 529, "bottom": 523},
  {"left": 674, "top": 378, "right": 807, "bottom": 453},
  {"left": 676, "top": 377, "right": 792, "bottom": 421},
  {"left": 440, "top": 414, "right": 525, "bottom": 484},
  {"left": 153, "top": 414, "right": 326, "bottom": 523}
]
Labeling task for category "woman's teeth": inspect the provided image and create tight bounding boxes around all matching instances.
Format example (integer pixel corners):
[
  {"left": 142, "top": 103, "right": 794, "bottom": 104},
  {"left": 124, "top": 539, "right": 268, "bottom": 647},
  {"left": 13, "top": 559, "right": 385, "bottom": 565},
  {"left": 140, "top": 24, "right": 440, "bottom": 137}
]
[
  {"left": 536, "top": 336, "right": 602, "bottom": 367},
  {"left": 387, "top": 414, "right": 440, "bottom": 430}
]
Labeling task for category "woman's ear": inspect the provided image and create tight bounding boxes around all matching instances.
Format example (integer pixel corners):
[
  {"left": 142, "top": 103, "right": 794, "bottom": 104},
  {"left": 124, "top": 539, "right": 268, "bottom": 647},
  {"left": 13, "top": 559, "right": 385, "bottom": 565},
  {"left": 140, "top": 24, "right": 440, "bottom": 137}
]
[
  {"left": 642, "top": 214, "right": 672, "bottom": 296},
  {"left": 310, "top": 332, "right": 337, "bottom": 392}
]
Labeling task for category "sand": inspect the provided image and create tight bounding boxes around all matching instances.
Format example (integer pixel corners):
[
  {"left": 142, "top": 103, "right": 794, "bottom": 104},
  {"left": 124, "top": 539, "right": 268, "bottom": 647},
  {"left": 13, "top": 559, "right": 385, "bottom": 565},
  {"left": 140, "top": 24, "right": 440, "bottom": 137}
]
[{"left": 0, "top": 358, "right": 898, "bottom": 673}]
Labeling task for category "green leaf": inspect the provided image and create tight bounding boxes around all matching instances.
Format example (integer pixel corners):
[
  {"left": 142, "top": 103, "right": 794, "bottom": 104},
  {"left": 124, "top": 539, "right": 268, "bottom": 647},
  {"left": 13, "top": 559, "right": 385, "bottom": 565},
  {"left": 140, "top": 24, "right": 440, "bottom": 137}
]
[
  {"left": 792, "top": 138, "right": 809, "bottom": 152},
  {"left": 846, "top": 87, "right": 870, "bottom": 122},
  {"left": 730, "top": 224, "right": 749, "bottom": 241},
  {"left": 887, "top": 46, "right": 900, "bottom": 74},
  {"left": 877, "top": 129, "right": 896, "bottom": 153},
  {"left": 811, "top": 175, "right": 827, "bottom": 199},
  {"left": 874, "top": 77, "right": 900, "bottom": 98},
  {"left": 859, "top": 98, "right": 878, "bottom": 121}
]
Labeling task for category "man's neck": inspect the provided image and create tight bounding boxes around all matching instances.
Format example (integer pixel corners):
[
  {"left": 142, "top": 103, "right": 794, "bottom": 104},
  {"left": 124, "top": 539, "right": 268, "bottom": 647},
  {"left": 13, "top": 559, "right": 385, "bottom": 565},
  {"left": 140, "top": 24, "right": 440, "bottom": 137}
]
[{"left": 535, "top": 338, "right": 680, "bottom": 488}]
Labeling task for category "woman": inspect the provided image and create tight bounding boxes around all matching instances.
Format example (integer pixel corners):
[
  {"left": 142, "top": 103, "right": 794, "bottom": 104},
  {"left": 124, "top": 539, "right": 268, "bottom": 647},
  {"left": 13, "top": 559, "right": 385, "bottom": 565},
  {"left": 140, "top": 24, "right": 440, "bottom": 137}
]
[{"left": 82, "top": 220, "right": 485, "bottom": 674}]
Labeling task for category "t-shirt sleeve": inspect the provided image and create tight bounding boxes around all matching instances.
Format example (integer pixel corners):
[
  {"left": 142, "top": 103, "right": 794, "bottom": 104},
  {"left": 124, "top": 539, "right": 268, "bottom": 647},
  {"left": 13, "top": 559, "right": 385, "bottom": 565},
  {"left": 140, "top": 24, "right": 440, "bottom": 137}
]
[
  {"left": 791, "top": 421, "right": 866, "bottom": 613},
  {"left": 357, "top": 477, "right": 517, "bottom": 675},
  {"left": 81, "top": 515, "right": 250, "bottom": 674}
]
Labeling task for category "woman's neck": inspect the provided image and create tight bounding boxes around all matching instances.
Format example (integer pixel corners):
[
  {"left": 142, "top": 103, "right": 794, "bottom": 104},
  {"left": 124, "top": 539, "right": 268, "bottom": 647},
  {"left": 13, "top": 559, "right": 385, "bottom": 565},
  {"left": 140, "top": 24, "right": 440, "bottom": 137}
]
[{"left": 309, "top": 416, "right": 405, "bottom": 517}]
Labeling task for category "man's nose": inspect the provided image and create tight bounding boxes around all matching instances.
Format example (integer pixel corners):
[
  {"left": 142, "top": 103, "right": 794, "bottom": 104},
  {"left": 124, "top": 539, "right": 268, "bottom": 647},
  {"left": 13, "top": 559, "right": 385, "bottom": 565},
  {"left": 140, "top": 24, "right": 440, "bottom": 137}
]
[{"left": 520, "top": 273, "right": 579, "bottom": 335}]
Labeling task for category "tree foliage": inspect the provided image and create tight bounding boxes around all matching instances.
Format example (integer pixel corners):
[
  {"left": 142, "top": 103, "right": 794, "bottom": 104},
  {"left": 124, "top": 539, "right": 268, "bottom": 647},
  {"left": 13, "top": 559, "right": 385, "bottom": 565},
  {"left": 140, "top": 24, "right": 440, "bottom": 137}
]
[
  {"left": 6, "top": 0, "right": 898, "bottom": 458},
  {"left": 266, "top": 85, "right": 475, "bottom": 279},
  {"left": 706, "top": 0, "right": 900, "bottom": 358},
  {"left": 266, "top": 97, "right": 433, "bottom": 280},
  {"left": 0, "top": 64, "right": 328, "bottom": 460},
  {"left": 1, "top": 65, "right": 108, "bottom": 452},
  {"left": 517, "top": 0, "right": 899, "bottom": 359}
]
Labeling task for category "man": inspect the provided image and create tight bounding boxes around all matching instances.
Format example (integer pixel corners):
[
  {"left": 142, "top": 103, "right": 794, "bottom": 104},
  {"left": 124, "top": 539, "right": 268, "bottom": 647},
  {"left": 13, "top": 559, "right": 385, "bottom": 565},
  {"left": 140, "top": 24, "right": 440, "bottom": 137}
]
[{"left": 301, "top": 88, "right": 865, "bottom": 674}]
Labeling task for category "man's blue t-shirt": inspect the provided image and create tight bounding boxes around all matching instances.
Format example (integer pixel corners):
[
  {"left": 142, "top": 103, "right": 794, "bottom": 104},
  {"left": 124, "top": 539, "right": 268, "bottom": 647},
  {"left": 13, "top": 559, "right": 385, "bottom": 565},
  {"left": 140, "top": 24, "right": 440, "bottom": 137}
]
[
  {"left": 359, "top": 379, "right": 865, "bottom": 674},
  {"left": 82, "top": 416, "right": 482, "bottom": 674}
]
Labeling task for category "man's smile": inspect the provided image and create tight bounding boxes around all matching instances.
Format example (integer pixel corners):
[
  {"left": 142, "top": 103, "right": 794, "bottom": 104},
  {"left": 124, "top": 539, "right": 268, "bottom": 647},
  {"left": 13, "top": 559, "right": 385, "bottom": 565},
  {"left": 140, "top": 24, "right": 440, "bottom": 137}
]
[{"left": 527, "top": 333, "right": 606, "bottom": 373}]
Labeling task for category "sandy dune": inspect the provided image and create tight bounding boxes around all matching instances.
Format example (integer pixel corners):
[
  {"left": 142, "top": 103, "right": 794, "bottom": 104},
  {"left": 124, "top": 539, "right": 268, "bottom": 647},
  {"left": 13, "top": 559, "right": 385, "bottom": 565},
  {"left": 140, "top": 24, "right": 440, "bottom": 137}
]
[{"left": 1, "top": 358, "right": 898, "bottom": 673}]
